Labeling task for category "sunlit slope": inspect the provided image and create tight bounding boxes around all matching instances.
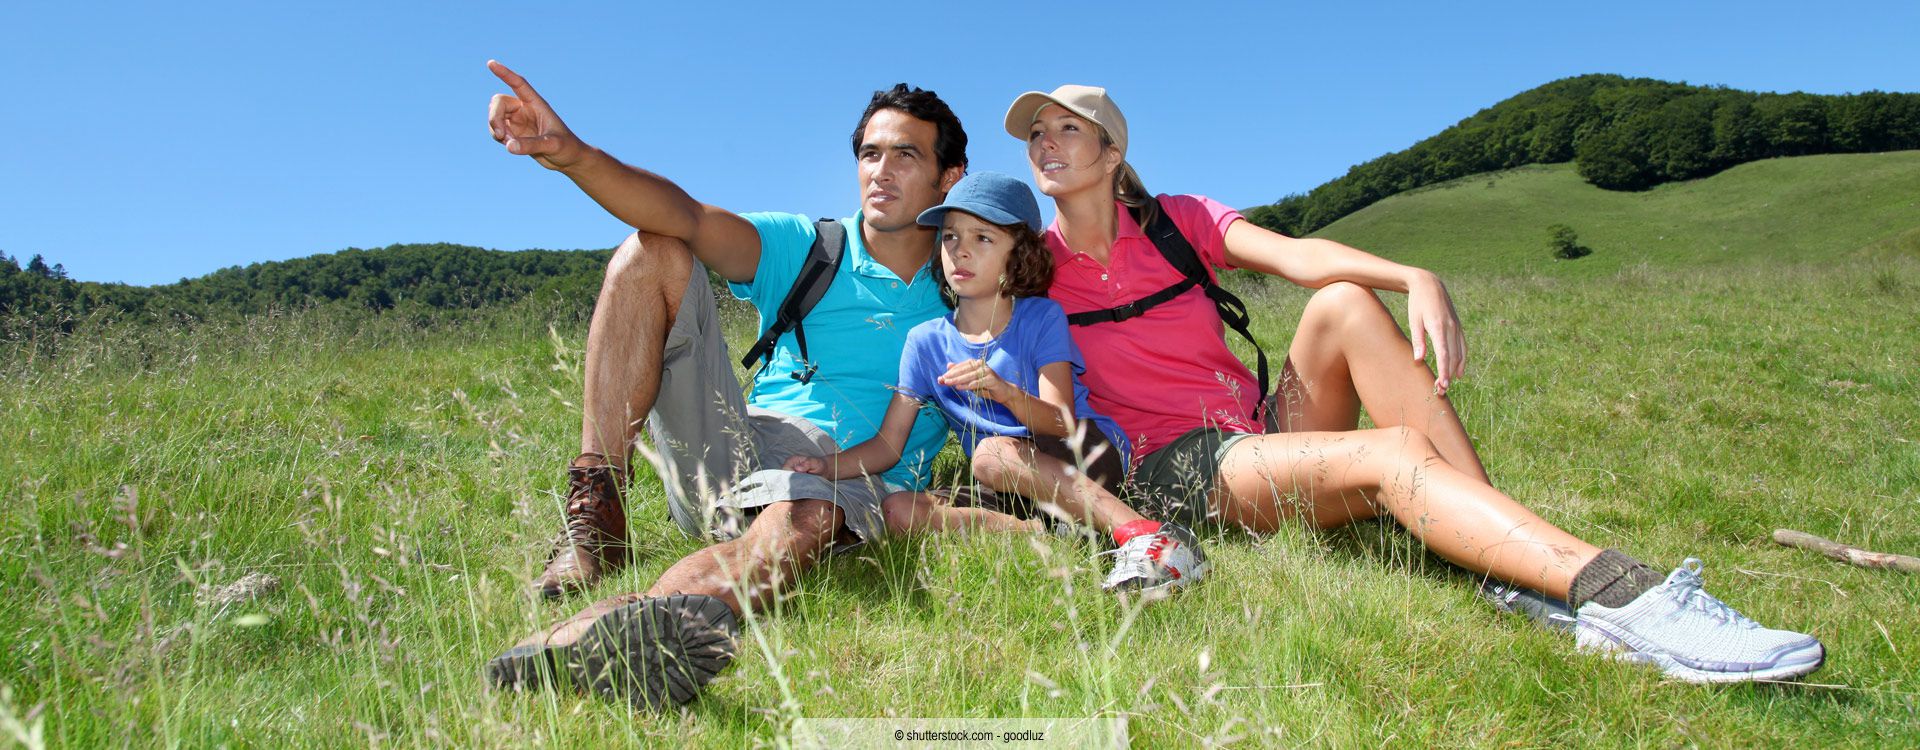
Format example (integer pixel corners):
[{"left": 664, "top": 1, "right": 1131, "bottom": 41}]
[{"left": 1310, "top": 151, "right": 1920, "bottom": 278}]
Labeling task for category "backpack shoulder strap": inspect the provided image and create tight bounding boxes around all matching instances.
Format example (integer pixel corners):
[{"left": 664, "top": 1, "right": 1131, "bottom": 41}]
[
  {"left": 1065, "top": 199, "right": 1271, "bottom": 421},
  {"left": 1134, "top": 202, "right": 1212, "bottom": 288},
  {"left": 738, "top": 218, "right": 846, "bottom": 383}
]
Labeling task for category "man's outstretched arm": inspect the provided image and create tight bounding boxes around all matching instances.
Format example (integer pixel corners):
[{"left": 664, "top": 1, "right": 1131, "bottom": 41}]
[{"left": 487, "top": 60, "right": 762, "bottom": 283}]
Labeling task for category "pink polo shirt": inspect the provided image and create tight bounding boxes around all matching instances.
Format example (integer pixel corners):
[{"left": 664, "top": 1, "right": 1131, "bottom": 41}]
[{"left": 1044, "top": 194, "right": 1258, "bottom": 461}]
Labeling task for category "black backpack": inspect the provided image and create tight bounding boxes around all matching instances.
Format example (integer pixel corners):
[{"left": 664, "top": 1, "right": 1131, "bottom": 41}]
[
  {"left": 1063, "top": 200, "right": 1271, "bottom": 421},
  {"left": 737, "top": 218, "right": 847, "bottom": 384}
]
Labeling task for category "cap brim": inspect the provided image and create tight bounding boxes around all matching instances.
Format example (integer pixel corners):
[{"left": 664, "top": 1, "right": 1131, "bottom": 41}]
[
  {"left": 915, "top": 205, "right": 953, "bottom": 227},
  {"left": 1003, "top": 91, "right": 1064, "bottom": 141},
  {"left": 917, "top": 203, "right": 1029, "bottom": 230}
]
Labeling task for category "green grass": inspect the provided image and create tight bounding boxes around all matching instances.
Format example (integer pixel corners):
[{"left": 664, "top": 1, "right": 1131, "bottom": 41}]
[
  {"left": 1310, "top": 150, "right": 1920, "bottom": 279},
  {"left": 4, "top": 154, "right": 1920, "bottom": 747}
]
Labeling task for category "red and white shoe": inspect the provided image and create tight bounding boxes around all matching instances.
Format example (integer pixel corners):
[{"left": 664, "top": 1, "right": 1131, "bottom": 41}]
[{"left": 1099, "top": 522, "right": 1208, "bottom": 595}]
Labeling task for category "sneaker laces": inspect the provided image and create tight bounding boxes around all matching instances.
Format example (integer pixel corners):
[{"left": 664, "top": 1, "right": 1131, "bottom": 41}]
[
  {"left": 1100, "top": 532, "right": 1174, "bottom": 588},
  {"left": 1668, "top": 558, "right": 1760, "bottom": 629}
]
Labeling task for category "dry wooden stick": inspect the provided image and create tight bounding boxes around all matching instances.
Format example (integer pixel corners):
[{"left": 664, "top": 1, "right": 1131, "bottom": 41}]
[{"left": 1773, "top": 529, "right": 1920, "bottom": 573}]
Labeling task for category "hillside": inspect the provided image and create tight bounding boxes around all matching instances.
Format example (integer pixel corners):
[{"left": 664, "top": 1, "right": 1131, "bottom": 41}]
[
  {"left": 1245, "top": 75, "right": 1920, "bottom": 237},
  {"left": 7, "top": 191, "right": 1917, "bottom": 747},
  {"left": 1309, "top": 150, "right": 1920, "bottom": 278}
]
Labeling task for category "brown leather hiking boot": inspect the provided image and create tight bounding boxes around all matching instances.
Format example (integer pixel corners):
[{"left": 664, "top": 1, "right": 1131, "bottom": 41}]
[{"left": 534, "top": 454, "right": 630, "bottom": 599}]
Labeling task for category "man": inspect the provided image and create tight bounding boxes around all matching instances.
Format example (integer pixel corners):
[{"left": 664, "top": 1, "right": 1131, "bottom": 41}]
[{"left": 480, "top": 60, "right": 967, "bottom": 709}]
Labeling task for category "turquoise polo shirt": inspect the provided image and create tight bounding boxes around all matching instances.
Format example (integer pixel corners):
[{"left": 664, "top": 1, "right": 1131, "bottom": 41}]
[{"left": 731, "top": 212, "right": 950, "bottom": 489}]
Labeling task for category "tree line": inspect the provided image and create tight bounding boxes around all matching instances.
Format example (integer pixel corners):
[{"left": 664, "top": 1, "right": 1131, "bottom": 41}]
[
  {"left": 1, "top": 244, "right": 612, "bottom": 329},
  {"left": 1242, "top": 75, "right": 1920, "bottom": 237}
]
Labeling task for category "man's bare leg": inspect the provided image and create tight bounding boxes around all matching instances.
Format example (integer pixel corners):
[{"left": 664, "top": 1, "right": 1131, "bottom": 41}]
[
  {"left": 492, "top": 499, "right": 846, "bottom": 708},
  {"left": 579, "top": 231, "right": 694, "bottom": 472},
  {"left": 643, "top": 499, "right": 845, "bottom": 615},
  {"left": 536, "top": 232, "right": 695, "bottom": 597}
]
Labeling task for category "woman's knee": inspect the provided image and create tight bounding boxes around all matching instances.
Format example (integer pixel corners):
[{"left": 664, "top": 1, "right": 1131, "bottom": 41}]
[
  {"left": 1372, "top": 425, "right": 1441, "bottom": 467},
  {"left": 1301, "top": 281, "right": 1390, "bottom": 334}
]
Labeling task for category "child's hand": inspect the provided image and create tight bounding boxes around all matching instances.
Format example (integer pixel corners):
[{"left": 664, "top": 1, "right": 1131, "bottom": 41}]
[
  {"left": 938, "top": 359, "right": 1018, "bottom": 403},
  {"left": 784, "top": 455, "right": 827, "bottom": 475}
]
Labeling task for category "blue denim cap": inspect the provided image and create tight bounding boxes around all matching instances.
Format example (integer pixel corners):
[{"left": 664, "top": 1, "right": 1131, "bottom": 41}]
[{"left": 916, "top": 171, "right": 1044, "bottom": 232}]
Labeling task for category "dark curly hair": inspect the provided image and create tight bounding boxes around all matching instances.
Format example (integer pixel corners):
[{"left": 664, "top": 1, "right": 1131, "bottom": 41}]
[
  {"left": 851, "top": 83, "right": 969, "bottom": 174},
  {"left": 933, "top": 221, "right": 1054, "bottom": 307}
]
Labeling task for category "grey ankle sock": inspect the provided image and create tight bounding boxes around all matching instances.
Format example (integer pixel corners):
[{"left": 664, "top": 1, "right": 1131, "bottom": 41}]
[{"left": 1569, "top": 549, "right": 1665, "bottom": 608}]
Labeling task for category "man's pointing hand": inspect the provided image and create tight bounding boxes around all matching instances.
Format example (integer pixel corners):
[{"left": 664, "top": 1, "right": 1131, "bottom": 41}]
[{"left": 487, "top": 60, "right": 587, "bottom": 170}]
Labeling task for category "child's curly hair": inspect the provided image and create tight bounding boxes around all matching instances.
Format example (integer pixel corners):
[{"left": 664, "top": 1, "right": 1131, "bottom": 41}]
[{"left": 933, "top": 221, "right": 1054, "bottom": 307}]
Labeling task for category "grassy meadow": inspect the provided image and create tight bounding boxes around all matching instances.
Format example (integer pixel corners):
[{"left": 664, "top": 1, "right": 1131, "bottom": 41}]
[{"left": 3, "top": 153, "right": 1919, "bottom": 747}]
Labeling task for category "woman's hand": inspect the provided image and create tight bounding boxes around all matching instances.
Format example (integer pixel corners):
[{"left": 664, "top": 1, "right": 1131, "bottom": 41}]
[
  {"left": 783, "top": 455, "right": 827, "bottom": 475},
  {"left": 937, "top": 359, "right": 1019, "bottom": 403},
  {"left": 1220, "top": 220, "right": 1468, "bottom": 393},
  {"left": 1405, "top": 270, "right": 1466, "bottom": 394}
]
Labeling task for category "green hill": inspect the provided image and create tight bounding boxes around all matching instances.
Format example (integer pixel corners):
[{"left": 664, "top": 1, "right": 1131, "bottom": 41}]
[
  {"left": 1245, "top": 75, "right": 1920, "bottom": 237},
  {"left": 1310, "top": 150, "right": 1920, "bottom": 279}
]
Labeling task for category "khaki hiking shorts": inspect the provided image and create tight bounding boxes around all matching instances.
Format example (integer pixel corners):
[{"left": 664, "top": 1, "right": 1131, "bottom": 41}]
[{"left": 634, "top": 262, "right": 901, "bottom": 547}]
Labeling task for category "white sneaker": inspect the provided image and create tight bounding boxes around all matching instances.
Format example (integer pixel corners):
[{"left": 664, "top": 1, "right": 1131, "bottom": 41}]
[
  {"left": 1574, "top": 558, "right": 1824, "bottom": 683},
  {"left": 1099, "top": 523, "right": 1207, "bottom": 595}
]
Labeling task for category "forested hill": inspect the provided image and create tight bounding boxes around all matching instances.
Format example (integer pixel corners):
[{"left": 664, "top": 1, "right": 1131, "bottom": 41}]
[
  {"left": 1243, "top": 75, "right": 1920, "bottom": 237},
  {"left": 1, "top": 243, "right": 611, "bottom": 325}
]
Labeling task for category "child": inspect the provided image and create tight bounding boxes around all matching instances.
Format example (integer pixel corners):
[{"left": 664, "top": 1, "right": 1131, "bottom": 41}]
[{"left": 784, "top": 172, "right": 1205, "bottom": 594}]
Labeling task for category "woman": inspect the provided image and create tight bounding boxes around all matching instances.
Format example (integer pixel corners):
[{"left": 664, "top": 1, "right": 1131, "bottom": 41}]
[{"left": 1003, "top": 84, "right": 1823, "bottom": 683}]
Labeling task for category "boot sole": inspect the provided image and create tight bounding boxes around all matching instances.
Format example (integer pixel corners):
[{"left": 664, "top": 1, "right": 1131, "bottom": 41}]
[
  {"left": 567, "top": 594, "right": 740, "bottom": 709},
  {"left": 486, "top": 643, "right": 564, "bottom": 691}
]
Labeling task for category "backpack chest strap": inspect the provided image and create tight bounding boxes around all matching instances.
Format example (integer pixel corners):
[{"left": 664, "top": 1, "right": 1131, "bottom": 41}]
[{"left": 1063, "top": 200, "right": 1271, "bottom": 422}]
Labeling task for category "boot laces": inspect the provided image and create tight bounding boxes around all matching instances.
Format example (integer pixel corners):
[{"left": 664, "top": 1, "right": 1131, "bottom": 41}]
[{"left": 563, "top": 465, "right": 620, "bottom": 544}]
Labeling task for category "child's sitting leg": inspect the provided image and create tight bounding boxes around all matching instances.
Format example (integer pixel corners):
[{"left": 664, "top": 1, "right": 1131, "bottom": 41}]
[
  {"left": 971, "top": 432, "right": 1207, "bottom": 594},
  {"left": 878, "top": 491, "right": 1044, "bottom": 537},
  {"left": 971, "top": 435, "right": 1137, "bottom": 531}
]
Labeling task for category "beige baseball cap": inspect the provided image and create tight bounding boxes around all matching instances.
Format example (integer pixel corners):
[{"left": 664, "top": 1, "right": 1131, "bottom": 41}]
[{"left": 1004, "top": 85, "right": 1128, "bottom": 157}]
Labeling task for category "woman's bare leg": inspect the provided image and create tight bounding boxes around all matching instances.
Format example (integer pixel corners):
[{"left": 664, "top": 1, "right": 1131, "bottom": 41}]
[
  {"left": 1212, "top": 426, "right": 1600, "bottom": 599},
  {"left": 970, "top": 436, "right": 1146, "bottom": 534},
  {"left": 879, "top": 491, "right": 1043, "bottom": 536},
  {"left": 1276, "top": 282, "right": 1489, "bottom": 483}
]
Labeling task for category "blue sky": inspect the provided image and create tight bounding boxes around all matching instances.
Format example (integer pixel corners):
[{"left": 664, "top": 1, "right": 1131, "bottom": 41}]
[{"left": 5, "top": 1, "right": 1917, "bottom": 286}]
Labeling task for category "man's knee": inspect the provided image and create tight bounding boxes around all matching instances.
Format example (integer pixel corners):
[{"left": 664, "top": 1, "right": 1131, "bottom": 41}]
[
  {"left": 744, "top": 498, "right": 844, "bottom": 550},
  {"left": 604, "top": 231, "right": 694, "bottom": 301}
]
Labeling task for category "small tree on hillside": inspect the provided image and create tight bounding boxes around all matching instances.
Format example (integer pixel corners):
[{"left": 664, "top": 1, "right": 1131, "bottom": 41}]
[{"left": 1548, "top": 224, "right": 1593, "bottom": 260}]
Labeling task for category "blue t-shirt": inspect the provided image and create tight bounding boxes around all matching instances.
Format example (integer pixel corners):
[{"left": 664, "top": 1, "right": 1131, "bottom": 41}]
[
  {"left": 896, "top": 297, "right": 1131, "bottom": 463},
  {"left": 730, "top": 212, "right": 950, "bottom": 490}
]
